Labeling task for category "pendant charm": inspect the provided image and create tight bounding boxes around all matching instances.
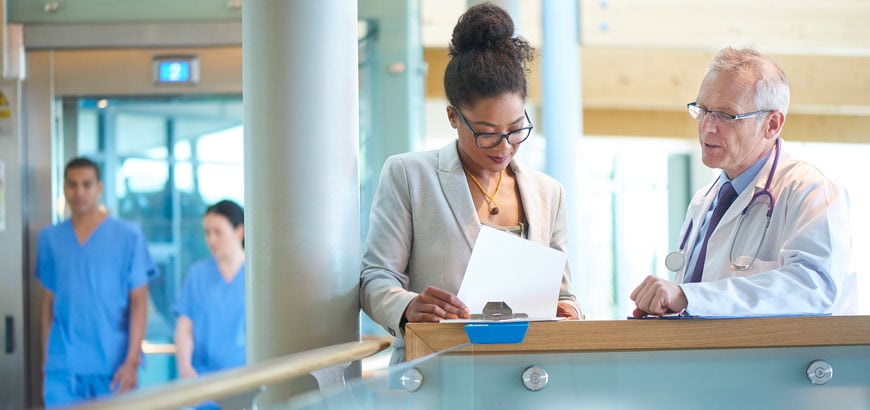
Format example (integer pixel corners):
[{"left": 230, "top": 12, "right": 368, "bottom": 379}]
[{"left": 464, "top": 167, "right": 505, "bottom": 218}]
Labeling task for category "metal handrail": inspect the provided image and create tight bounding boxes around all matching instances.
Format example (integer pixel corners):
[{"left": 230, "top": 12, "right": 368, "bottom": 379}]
[{"left": 74, "top": 338, "right": 392, "bottom": 410}]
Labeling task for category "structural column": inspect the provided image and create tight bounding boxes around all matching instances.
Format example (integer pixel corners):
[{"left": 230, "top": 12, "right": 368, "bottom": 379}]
[
  {"left": 542, "top": 1, "right": 583, "bottom": 306},
  {"left": 243, "top": 0, "right": 360, "bottom": 404}
]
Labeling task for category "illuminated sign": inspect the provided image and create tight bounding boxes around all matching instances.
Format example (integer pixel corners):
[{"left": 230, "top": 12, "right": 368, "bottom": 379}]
[{"left": 152, "top": 56, "right": 199, "bottom": 85}]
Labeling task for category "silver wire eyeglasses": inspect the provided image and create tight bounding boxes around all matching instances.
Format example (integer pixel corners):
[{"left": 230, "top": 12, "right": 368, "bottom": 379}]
[
  {"left": 453, "top": 107, "right": 534, "bottom": 149},
  {"left": 687, "top": 102, "right": 771, "bottom": 124}
]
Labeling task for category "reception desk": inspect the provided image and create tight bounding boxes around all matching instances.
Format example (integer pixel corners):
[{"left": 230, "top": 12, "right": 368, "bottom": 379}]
[
  {"left": 405, "top": 316, "right": 870, "bottom": 360},
  {"left": 386, "top": 316, "right": 870, "bottom": 409}
]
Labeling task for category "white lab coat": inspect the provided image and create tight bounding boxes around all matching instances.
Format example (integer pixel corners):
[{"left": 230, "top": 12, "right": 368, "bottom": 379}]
[{"left": 675, "top": 141, "right": 856, "bottom": 316}]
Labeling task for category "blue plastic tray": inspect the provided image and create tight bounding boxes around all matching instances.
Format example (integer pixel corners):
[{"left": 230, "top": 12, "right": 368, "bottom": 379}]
[{"left": 463, "top": 322, "right": 529, "bottom": 344}]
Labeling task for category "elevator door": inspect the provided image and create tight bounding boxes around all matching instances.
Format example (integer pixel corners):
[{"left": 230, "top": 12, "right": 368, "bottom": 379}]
[{"left": 54, "top": 95, "right": 244, "bottom": 386}]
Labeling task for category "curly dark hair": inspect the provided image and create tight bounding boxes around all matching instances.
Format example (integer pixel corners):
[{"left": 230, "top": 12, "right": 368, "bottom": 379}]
[{"left": 444, "top": 2, "right": 535, "bottom": 110}]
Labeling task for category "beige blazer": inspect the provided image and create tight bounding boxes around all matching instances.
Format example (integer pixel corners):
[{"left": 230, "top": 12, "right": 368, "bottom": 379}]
[{"left": 360, "top": 141, "right": 578, "bottom": 338}]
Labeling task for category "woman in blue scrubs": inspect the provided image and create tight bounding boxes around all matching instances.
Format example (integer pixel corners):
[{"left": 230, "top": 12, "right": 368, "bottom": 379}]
[{"left": 174, "top": 200, "right": 246, "bottom": 380}]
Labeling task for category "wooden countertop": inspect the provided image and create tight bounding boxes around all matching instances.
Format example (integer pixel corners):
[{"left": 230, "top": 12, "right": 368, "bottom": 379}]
[{"left": 405, "top": 315, "right": 870, "bottom": 361}]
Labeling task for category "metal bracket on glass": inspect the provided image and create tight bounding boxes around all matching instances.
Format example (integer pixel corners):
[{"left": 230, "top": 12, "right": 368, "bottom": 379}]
[
  {"left": 310, "top": 361, "right": 350, "bottom": 390},
  {"left": 806, "top": 359, "right": 833, "bottom": 385},
  {"left": 244, "top": 385, "right": 269, "bottom": 409},
  {"left": 401, "top": 367, "right": 424, "bottom": 392},
  {"left": 469, "top": 301, "right": 529, "bottom": 321},
  {"left": 522, "top": 365, "right": 549, "bottom": 391}
]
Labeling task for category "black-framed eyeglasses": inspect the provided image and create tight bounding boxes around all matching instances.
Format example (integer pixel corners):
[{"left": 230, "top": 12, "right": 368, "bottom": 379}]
[
  {"left": 687, "top": 102, "right": 771, "bottom": 124},
  {"left": 453, "top": 107, "right": 534, "bottom": 149}
]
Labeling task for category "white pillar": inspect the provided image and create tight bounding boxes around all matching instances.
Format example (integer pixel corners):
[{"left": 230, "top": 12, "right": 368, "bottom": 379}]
[
  {"left": 542, "top": 0, "right": 583, "bottom": 307},
  {"left": 243, "top": 0, "right": 360, "bottom": 404}
]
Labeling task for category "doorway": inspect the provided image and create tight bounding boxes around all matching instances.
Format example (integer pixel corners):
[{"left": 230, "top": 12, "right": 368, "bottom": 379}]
[{"left": 54, "top": 95, "right": 244, "bottom": 385}]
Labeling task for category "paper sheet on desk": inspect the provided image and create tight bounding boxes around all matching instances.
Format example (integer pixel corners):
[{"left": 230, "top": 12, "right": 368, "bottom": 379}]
[
  {"left": 457, "top": 225, "right": 567, "bottom": 319},
  {"left": 628, "top": 312, "right": 831, "bottom": 320},
  {"left": 441, "top": 317, "right": 565, "bottom": 324}
]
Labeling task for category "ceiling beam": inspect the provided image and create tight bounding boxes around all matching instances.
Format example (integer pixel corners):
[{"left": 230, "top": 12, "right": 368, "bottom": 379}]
[
  {"left": 425, "top": 46, "right": 870, "bottom": 143},
  {"left": 584, "top": 109, "right": 870, "bottom": 144},
  {"left": 36, "top": 48, "right": 242, "bottom": 96},
  {"left": 23, "top": 23, "right": 242, "bottom": 49},
  {"left": 426, "top": 47, "right": 870, "bottom": 114},
  {"left": 8, "top": 0, "right": 240, "bottom": 24}
]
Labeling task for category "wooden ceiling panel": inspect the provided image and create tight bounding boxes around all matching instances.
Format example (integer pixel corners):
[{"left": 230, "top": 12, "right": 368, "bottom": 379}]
[
  {"left": 581, "top": 0, "right": 870, "bottom": 55},
  {"left": 426, "top": 46, "right": 870, "bottom": 114}
]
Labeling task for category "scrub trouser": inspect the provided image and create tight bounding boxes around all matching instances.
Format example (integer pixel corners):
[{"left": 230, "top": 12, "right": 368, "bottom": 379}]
[{"left": 43, "top": 371, "right": 114, "bottom": 408}]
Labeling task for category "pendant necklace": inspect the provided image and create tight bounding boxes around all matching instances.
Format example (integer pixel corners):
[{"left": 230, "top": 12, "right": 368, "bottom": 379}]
[{"left": 465, "top": 168, "right": 504, "bottom": 215}]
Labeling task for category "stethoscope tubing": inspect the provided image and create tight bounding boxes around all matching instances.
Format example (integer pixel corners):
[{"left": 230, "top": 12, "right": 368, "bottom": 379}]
[{"left": 667, "top": 138, "right": 781, "bottom": 273}]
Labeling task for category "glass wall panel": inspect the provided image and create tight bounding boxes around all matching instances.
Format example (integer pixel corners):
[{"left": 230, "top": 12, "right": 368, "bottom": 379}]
[
  {"left": 285, "top": 344, "right": 870, "bottom": 409},
  {"left": 115, "top": 113, "right": 167, "bottom": 157},
  {"left": 76, "top": 109, "right": 99, "bottom": 156}
]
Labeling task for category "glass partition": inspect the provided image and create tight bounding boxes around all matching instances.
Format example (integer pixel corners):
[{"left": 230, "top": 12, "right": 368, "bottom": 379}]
[{"left": 283, "top": 343, "right": 870, "bottom": 409}]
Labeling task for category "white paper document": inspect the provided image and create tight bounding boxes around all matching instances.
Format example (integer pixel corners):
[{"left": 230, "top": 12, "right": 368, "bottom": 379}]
[{"left": 456, "top": 225, "right": 567, "bottom": 319}]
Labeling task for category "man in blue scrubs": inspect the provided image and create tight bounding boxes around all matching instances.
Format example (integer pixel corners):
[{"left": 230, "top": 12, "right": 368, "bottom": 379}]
[{"left": 36, "top": 157, "right": 158, "bottom": 408}]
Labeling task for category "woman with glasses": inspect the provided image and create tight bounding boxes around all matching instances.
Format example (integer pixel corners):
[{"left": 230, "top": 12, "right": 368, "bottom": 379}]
[{"left": 360, "top": 2, "right": 582, "bottom": 355}]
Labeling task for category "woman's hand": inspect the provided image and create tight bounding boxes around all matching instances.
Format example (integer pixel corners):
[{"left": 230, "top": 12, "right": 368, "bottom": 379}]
[
  {"left": 556, "top": 300, "right": 583, "bottom": 320},
  {"left": 178, "top": 364, "right": 198, "bottom": 379},
  {"left": 404, "top": 286, "right": 470, "bottom": 323}
]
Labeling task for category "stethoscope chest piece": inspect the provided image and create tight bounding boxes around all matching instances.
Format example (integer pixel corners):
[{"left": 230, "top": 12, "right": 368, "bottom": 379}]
[
  {"left": 665, "top": 251, "right": 685, "bottom": 272},
  {"left": 663, "top": 138, "right": 781, "bottom": 275}
]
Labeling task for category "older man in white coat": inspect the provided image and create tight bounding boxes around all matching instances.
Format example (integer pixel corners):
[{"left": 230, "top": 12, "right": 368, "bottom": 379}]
[{"left": 631, "top": 47, "right": 855, "bottom": 318}]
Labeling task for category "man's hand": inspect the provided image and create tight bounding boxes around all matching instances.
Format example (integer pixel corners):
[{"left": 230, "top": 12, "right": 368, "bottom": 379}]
[
  {"left": 630, "top": 275, "right": 688, "bottom": 318},
  {"left": 404, "top": 286, "right": 470, "bottom": 323},
  {"left": 556, "top": 301, "right": 583, "bottom": 320},
  {"left": 110, "top": 360, "right": 139, "bottom": 394}
]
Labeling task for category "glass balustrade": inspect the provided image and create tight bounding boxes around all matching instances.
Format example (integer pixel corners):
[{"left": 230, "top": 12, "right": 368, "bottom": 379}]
[{"left": 280, "top": 324, "right": 870, "bottom": 409}]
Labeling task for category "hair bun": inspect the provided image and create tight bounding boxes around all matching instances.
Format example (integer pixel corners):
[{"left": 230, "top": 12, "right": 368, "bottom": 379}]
[{"left": 449, "top": 3, "right": 514, "bottom": 56}]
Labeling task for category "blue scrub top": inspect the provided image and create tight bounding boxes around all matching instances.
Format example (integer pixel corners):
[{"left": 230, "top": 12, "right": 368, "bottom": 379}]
[
  {"left": 36, "top": 217, "right": 158, "bottom": 375},
  {"left": 173, "top": 258, "right": 246, "bottom": 375}
]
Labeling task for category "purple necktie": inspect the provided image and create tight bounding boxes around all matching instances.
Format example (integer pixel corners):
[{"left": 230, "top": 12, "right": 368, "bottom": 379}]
[{"left": 688, "top": 181, "right": 738, "bottom": 283}]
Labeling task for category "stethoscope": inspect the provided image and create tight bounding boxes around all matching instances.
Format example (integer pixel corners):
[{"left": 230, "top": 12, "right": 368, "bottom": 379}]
[{"left": 665, "top": 138, "right": 780, "bottom": 273}]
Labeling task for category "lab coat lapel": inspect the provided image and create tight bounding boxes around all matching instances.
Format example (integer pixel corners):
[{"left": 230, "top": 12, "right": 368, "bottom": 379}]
[
  {"left": 678, "top": 189, "right": 715, "bottom": 281},
  {"left": 718, "top": 148, "right": 778, "bottom": 228},
  {"left": 437, "top": 141, "right": 479, "bottom": 249}
]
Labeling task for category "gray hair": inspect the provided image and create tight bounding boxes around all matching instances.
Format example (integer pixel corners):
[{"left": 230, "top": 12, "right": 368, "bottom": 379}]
[{"left": 708, "top": 47, "right": 790, "bottom": 115}]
